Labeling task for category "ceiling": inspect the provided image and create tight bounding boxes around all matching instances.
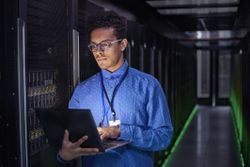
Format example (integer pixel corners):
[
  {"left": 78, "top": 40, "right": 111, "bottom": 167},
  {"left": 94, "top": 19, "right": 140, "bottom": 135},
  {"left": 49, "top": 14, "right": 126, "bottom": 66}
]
[
  {"left": 145, "top": 0, "right": 248, "bottom": 49},
  {"left": 146, "top": 0, "right": 238, "bottom": 32},
  {"left": 90, "top": 0, "right": 250, "bottom": 49}
]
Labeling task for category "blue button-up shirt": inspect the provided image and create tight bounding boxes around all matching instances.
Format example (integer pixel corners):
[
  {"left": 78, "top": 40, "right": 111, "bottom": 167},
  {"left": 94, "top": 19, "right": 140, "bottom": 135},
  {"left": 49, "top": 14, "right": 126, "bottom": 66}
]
[{"left": 68, "top": 61, "right": 173, "bottom": 167}]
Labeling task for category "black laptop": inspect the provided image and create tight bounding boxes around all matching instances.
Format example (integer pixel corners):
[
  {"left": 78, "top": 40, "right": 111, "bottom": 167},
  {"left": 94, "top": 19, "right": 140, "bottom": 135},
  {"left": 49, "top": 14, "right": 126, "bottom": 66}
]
[{"left": 36, "top": 108, "right": 130, "bottom": 152}]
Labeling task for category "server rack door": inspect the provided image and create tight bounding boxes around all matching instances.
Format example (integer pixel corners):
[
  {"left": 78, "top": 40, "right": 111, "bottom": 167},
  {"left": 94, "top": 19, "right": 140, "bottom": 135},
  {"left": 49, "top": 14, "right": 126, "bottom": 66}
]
[
  {"left": 139, "top": 44, "right": 144, "bottom": 71},
  {"left": 126, "top": 43, "right": 132, "bottom": 66},
  {"left": 127, "top": 21, "right": 140, "bottom": 70},
  {"left": 216, "top": 50, "right": 231, "bottom": 105},
  {"left": 143, "top": 44, "right": 151, "bottom": 74},
  {"left": 25, "top": 0, "right": 71, "bottom": 166},
  {"left": 2, "top": 0, "right": 20, "bottom": 166},
  {"left": 0, "top": 0, "right": 4, "bottom": 137},
  {"left": 157, "top": 49, "right": 163, "bottom": 84},
  {"left": 197, "top": 49, "right": 212, "bottom": 105},
  {"left": 130, "top": 39, "right": 140, "bottom": 70},
  {"left": 150, "top": 46, "right": 155, "bottom": 76},
  {"left": 78, "top": 1, "right": 101, "bottom": 81},
  {"left": 0, "top": 1, "right": 4, "bottom": 164},
  {"left": 242, "top": 35, "right": 250, "bottom": 167}
]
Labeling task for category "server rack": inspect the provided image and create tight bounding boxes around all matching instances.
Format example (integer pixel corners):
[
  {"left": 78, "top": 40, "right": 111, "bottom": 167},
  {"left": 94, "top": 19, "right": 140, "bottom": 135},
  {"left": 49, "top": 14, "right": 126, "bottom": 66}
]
[
  {"left": 26, "top": 0, "right": 74, "bottom": 166},
  {"left": 164, "top": 40, "right": 197, "bottom": 144},
  {"left": 1, "top": 0, "right": 20, "bottom": 166},
  {"left": 127, "top": 21, "right": 140, "bottom": 70},
  {"left": 231, "top": 31, "right": 250, "bottom": 167},
  {"left": 241, "top": 32, "right": 250, "bottom": 167},
  {"left": 142, "top": 28, "right": 151, "bottom": 74},
  {"left": 0, "top": 2, "right": 4, "bottom": 163},
  {"left": 2, "top": 0, "right": 78, "bottom": 166},
  {"left": 78, "top": 0, "right": 100, "bottom": 81}
]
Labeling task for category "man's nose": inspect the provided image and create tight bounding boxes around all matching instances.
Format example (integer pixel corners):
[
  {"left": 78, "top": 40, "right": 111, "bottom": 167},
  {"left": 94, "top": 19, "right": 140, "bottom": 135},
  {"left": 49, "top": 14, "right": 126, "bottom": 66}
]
[{"left": 94, "top": 51, "right": 104, "bottom": 57}]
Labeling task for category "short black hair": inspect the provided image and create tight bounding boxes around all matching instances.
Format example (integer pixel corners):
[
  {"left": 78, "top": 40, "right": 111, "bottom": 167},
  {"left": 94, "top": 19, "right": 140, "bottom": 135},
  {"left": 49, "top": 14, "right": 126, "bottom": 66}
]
[{"left": 87, "top": 11, "right": 127, "bottom": 39}]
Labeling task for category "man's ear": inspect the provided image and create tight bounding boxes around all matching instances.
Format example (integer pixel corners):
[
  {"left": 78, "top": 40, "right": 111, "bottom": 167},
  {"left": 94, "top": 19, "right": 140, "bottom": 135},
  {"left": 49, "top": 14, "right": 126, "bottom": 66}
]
[{"left": 120, "top": 39, "right": 128, "bottom": 51}]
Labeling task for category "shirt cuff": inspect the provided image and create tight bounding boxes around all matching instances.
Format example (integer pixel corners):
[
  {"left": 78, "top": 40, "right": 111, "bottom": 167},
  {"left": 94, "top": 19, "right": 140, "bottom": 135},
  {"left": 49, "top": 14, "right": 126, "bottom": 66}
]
[
  {"left": 56, "top": 152, "right": 74, "bottom": 165},
  {"left": 119, "top": 124, "right": 132, "bottom": 141}
]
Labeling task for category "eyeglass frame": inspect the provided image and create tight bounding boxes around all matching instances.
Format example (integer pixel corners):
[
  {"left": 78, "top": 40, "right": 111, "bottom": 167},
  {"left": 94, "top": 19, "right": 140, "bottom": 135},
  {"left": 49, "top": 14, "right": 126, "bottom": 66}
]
[{"left": 87, "top": 39, "right": 122, "bottom": 52}]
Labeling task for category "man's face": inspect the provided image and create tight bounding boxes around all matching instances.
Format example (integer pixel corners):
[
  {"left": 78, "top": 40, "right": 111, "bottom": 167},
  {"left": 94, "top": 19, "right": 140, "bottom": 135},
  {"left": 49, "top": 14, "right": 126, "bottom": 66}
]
[{"left": 90, "top": 28, "right": 127, "bottom": 72}]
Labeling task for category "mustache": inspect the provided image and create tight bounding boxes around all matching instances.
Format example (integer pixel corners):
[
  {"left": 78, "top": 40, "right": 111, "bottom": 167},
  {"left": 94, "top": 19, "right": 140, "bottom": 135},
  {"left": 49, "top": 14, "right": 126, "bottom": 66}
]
[{"left": 95, "top": 54, "right": 107, "bottom": 59}]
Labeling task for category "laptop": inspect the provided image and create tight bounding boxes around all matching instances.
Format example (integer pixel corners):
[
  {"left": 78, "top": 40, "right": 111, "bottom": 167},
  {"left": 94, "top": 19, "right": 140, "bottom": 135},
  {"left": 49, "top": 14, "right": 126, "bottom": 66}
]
[{"left": 36, "top": 108, "right": 130, "bottom": 152}]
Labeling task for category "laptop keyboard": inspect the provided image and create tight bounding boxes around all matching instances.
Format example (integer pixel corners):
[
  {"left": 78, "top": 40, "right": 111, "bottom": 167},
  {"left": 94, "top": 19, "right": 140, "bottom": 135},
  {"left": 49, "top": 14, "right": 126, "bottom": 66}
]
[{"left": 102, "top": 141, "right": 118, "bottom": 149}]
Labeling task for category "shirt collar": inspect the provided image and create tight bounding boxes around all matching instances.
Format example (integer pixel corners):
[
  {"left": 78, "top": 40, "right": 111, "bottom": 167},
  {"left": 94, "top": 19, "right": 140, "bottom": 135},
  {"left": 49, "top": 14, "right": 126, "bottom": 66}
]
[{"left": 101, "top": 60, "right": 129, "bottom": 79}]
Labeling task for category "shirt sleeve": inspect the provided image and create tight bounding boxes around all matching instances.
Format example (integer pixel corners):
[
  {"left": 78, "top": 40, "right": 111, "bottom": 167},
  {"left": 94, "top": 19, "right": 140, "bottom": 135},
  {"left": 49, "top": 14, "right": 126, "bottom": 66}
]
[
  {"left": 68, "top": 85, "right": 82, "bottom": 109},
  {"left": 119, "top": 82, "right": 173, "bottom": 151}
]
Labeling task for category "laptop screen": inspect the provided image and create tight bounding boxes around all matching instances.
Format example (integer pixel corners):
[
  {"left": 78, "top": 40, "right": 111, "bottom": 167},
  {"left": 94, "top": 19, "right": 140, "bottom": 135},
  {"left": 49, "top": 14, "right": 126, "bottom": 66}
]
[{"left": 36, "top": 108, "right": 130, "bottom": 152}]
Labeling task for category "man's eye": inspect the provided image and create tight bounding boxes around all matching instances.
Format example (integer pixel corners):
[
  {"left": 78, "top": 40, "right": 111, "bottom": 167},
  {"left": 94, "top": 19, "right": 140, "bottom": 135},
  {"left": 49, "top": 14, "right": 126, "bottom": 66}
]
[{"left": 100, "top": 42, "right": 109, "bottom": 48}]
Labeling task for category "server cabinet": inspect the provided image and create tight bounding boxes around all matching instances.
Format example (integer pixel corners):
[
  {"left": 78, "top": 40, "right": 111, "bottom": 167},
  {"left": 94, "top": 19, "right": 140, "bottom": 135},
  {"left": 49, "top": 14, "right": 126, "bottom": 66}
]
[
  {"left": 0, "top": 3, "right": 4, "bottom": 161},
  {"left": 242, "top": 33, "right": 250, "bottom": 167},
  {"left": 26, "top": 0, "right": 72, "bottom": 166},
  {"left": 1, "top": 0, "right": 20, "bottom": 166},
  {"left": 141, "top": 28, "right": 150, "bottom": 74},
  {"left": 0, "top": 2, "right": 3, "bottom": 165},
  {"left": 127, "top": 21, "right": 140, "bottom": 69},
  {"left": 216, "top": 50, "right": 231, "bottom": 104},
  {"left": 78, "top": 1, "right": 100, "bottom": 81},
  {"left": 2, "top": 0, "right": 76, "bottom": 166}
]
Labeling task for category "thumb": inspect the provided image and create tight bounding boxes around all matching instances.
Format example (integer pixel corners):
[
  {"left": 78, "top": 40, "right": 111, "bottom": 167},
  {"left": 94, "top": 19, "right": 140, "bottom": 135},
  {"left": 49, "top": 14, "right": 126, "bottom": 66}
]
[{"left": 63, "top": 129, "right": 70, "bottom": 142}]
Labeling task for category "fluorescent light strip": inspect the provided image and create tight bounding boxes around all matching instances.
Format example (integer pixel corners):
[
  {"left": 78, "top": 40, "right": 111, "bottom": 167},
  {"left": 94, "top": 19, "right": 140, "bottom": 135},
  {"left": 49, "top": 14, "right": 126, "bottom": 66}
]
[
  {"left": 158, "top": 7, "right": 237, "bottom": 15},
  {"left": 147, "top": 0, "right": 238, "bottom": 7}
]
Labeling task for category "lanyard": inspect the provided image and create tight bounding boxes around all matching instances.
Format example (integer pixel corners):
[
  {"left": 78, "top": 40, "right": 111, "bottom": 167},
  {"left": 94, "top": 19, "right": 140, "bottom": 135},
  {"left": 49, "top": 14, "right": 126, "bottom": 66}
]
[{"left": 100, "top": 66, "right": 129, "bottom": 126}]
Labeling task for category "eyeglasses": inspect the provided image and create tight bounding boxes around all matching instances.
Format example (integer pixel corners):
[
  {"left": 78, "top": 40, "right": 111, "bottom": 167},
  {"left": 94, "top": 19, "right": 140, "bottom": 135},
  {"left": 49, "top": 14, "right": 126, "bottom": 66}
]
[{"left": 88, "top": 39, "right": 122, "bottom": 52}]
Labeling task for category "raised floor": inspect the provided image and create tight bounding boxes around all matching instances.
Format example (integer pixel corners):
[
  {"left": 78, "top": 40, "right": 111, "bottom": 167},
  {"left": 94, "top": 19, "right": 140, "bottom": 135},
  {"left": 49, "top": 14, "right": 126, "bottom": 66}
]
[{"left": 166, "top": 106, "right": 242, "bottom": 167}]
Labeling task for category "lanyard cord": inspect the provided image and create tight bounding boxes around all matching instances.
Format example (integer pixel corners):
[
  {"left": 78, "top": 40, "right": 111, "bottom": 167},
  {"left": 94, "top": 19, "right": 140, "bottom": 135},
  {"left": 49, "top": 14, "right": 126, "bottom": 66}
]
[{"left": 100, "top": 66, "right": 129, "bottom": 124}]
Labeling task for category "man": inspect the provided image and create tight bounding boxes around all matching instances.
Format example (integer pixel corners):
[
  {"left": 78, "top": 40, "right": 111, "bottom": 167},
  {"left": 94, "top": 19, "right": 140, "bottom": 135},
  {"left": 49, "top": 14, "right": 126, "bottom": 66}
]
[{"left": 57, "top": 11, "right": 173, "bottom": 167}]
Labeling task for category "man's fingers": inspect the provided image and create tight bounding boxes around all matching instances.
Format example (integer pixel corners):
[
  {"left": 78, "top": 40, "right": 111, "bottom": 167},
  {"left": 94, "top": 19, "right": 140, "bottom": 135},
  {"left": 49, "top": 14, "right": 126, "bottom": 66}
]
[
  {"left": 97, "top": 128, "right": 103, "bottom": 135},
  {"left": 72, "top": 136, "right": 88, "bottom": 148},
  {"left": 79, "top": 148, "right": 99, "bottom": 155},
  {"left": 63, "top": 129, "right": 70, "bottom": 142},
  {"left": 72, "top": 148, "right": 99, "bottom": 157},
  {"left": 97, "top": 127, "right": 108, "bottom": 140},
  {"left": 100, "top": 134, "right": 104, "bottom": 141},
  {"left": 100, "top": 133, "right": 108, "bottom": 141}
]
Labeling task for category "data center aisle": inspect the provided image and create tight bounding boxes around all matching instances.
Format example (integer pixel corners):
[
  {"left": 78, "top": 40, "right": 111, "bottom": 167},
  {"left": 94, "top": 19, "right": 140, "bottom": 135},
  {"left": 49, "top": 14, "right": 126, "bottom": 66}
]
[{"left": 167, "top": 106, "right": 242, "bottom": 167}]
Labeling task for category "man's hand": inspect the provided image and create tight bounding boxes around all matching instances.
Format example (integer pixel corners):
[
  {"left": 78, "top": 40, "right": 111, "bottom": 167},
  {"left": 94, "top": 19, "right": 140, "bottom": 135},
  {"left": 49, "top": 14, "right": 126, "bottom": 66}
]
[
  {"left": 59, "top": 130, "right": 99, "bottom": 161},
  {"left": 97, "top": 126, "right": 120, "bottom": 141}
]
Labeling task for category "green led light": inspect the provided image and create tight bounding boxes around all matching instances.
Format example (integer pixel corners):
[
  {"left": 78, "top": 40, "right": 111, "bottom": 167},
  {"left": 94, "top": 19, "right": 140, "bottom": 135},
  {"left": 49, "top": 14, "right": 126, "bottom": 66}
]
[
  {"left": 230, "top": 93, "right": 245, "bottom": 167},
  {"left": 230, "top": 88, "right": 243, "bottom": 141},
  {"left": 161, "top": 106, "right": 198, "bottom": 167}
]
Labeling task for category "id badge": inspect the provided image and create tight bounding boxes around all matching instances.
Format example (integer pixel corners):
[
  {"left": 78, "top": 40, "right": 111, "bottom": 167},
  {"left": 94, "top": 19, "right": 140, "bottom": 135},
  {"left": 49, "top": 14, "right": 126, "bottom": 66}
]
[{"left": 109, "top": 120, "right": 120, "bottom": 126}]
